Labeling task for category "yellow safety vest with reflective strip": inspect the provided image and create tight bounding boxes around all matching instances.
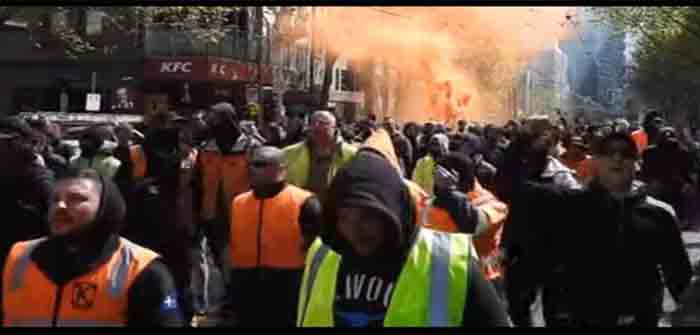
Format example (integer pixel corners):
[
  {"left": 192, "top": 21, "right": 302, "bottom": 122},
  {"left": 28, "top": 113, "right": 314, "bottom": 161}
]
[{"left": 297, "top": 228, "right": 470, "bottom": 327}]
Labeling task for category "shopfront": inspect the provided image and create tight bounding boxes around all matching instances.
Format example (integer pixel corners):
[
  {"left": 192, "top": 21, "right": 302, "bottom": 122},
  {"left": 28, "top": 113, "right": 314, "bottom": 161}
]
[
  {"left": 142, "top": 56, "right": 274, "bottom": 120},
  {"left": 7, "top": 62, "right": 142, "bottom": 115}
]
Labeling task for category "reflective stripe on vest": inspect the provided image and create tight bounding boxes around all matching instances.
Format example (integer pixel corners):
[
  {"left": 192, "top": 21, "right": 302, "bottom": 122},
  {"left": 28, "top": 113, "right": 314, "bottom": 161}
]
[
  {"left": 4, "top": 237, "right": 159, "bottom": 327},
  {"left": 298, "top": 228, "right": 470, "bottom": 327},
  {"left": 10, "top": 238, "right": 46, "bottom": 291},
  {"left": 9, "top": 238, "right": 139, "bottom": 298}
]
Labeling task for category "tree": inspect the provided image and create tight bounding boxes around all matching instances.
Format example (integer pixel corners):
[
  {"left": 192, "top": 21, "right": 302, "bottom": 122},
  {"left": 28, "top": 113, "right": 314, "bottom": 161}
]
[
  {"left": 590, "top": 7, "right": 700, "bottom": 125},
  {"left": 0, "top": 6, "right": 244, "bottom": 58}
]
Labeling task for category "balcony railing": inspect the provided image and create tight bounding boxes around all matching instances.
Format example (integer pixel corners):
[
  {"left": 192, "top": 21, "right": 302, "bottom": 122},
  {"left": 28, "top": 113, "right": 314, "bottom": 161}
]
[{"left": 145, "top": 26, "right": 272, "bottom": 64}]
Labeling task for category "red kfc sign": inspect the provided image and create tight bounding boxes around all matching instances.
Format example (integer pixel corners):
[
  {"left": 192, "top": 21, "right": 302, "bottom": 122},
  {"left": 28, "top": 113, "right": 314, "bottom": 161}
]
[
  {"left": 144, "top": 57, "right": 273, "bottom": 84},
  {"left": 208, "top": 58, "right": 274, "bottom": 84}
]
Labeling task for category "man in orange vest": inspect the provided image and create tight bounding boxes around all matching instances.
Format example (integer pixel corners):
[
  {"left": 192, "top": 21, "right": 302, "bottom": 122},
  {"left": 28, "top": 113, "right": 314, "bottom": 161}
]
[
  {"left": 229, "top": 146, "right": 321, "bottom": 327},
  {"left": 423, "top": 152, "right": 509, "bottom": 297},
  {"left": 1, "top": 168, "right": 184, "bottom": 327},
  {"left": 631, "top": 110, "right": 664, "bottom": 155},
  {"left": 200, "top": 103, "right": 263, "bottom": 261}
]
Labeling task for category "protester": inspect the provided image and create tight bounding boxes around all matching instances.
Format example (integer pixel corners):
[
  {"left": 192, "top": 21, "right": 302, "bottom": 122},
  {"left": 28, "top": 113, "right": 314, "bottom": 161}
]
[
  {"left": 504, "top": 132, "right": 692, "bottom": 327},
  {"left": 72, "top": 125, "right": 121, "bottom": 179},
  {"left": 198, "top": 103, "right": 263, "bottom": 258},
  {"left": 412, "top": 133, "right": 450, "bottom": 196},
  {"left": 283, "top": 111, "right": 357, "bottom": 202},
  {"left": 297, "top": 147, "right": 511, "bottom": 327},
  {"left": 383, "top": 118, "right": 413, "bottom": 178},
  {"left": 560, "top": 135, "right": 595, "bottom": 184},
  {"left": 228, "top": 146, "right": 321, "bottom": 327},
  {"left": 641, "top": 126, "right": 695, "bottom": 228},
  {"left": 422, "top": 152, "right": 509, "bottom": 299},
  {"left": 1, "top": 168, "right": 184, "bottom": 327},
  {"left": 0, "top": 117, "right": 54, "bottom": 261},
  {"left": 113, "top": 111, "right": 212, "bottom": 323}
]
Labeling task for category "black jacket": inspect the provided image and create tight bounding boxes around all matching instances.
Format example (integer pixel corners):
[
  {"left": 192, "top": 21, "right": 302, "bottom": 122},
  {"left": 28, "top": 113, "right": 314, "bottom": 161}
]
[
  {"left": 321, "top": 150, "right": 511, "bottom": 327},
  {"left": 0, "top": 161, "right": 54, "bottom": 261},
  {"left": 505, "top": 179, "right": 692, "bottom": 326}
]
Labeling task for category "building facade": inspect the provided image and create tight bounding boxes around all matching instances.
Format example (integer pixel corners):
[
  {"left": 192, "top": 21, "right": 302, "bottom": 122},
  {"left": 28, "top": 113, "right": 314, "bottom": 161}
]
[{"left": 0, "top": 7, "right": 303, "bottom": 121}]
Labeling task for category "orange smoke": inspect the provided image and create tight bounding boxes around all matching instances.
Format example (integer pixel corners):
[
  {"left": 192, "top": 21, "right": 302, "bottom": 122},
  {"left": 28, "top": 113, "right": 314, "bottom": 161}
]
[{"left": 308, "top": 7, "right": 574, "bottom": 124}]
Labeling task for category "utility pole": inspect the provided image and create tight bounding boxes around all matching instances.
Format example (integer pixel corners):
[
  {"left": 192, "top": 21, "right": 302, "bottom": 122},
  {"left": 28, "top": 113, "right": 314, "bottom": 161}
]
[
  {"left": 255, "top": 6, "right": 264, "bottom": 106},
  {"left": 309, "top": 7, "right": 316, "bottom": 97}
]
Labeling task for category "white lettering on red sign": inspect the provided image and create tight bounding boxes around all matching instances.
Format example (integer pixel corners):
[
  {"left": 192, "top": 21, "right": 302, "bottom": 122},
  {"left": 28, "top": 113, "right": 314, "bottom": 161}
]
[
  {"left": 160, "top": 62, "right": 192, "bottom": 73},
  {"left": 210, "top": 63, "right": 227, "bottom": 76}
]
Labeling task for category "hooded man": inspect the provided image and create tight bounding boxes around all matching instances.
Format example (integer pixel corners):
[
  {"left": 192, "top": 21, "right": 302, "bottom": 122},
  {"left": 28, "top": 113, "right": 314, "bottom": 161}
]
[
  {"left": 229, "top": 146, "right": 321, "bottom": 327},
  {"left": 297, "top": 148, "right": 511, "bottom": 327},
  {"left": 422, "top": 153, "right": 509, "bottom": 296},
  {"left": 412, "top": 133, "right": 450, "bottom": 196},
  {"left": 1, "top": 168, "right": 184, "bottom": 327},
  {"left": 72, "top": 125, "right": 121, "bottom": 180},
  {"left": 196, "top": 103, "right": 263, "bottom": 257},
  {"left": 113, "top": 112, "right": 206, "bottom": 322}
]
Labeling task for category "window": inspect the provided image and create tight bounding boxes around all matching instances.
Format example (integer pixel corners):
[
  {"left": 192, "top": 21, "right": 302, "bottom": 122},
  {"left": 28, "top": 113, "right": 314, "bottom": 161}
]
[
  {"left": 85, "top": 10, "right": 104, "bottom": 36},
  {"left": 341, "top": 69, "right": 354, "bottom": 91},
  {"left": 50, "top": 10, "right": 68, "bottom": 35}
]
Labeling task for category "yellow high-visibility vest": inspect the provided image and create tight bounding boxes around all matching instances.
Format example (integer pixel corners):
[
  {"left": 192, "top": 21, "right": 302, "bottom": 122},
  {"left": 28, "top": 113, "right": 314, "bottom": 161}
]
[{"left": 297, "top": 228, "right": 471, "bottom": 327}]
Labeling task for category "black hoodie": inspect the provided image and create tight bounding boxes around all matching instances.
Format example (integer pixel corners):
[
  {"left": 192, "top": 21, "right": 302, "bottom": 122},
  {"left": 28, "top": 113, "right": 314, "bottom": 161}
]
[
  {"left": 0, "top": 173, "right": 184, "bottom": 327},
  {"left": 321, "top": 150, "right": 511, "bottom": 327}
]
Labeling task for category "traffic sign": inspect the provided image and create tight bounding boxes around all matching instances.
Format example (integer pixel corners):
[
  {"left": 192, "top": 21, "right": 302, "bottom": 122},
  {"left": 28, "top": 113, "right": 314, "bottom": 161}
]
[{"left": 85, "top": 93, "right": 101, "bottom": 112}]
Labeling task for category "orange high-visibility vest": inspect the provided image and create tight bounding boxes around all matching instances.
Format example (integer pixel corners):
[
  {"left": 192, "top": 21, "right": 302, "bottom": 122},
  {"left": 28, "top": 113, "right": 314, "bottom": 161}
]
[
  {"left": 3, "top": 237, "right": 159, "bottom": 327},
  {"left": 631, "top": 129, "right": 648, "bottom": 155},
  {"left": 200, "top": 150, "right": 251, "bottom": 221},
  {"left": 230, "top": 185, "right": 312, "bottom": 269},
  {"left": 129, "top": 145, "right": 147, "bottom": 179},
  {"left": 420, "top": 180, "right": 509, "bottom": 280}
]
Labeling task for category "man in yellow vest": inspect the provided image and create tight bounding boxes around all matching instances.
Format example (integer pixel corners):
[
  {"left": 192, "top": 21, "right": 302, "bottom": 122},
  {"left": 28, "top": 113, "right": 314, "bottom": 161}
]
[
  {"left": 283, "top": 111, "right": 357, "bottom": 202},
  {"left": 297, "top": 148, "right": 511, "bottom": 327},
  {"left": 230, "top": 146, "right": 322, "bottom": 327},
  {"left": 1, "top": 168, "right": 183, "bottom": 327},
  {"left": 412, "top": 133, "right": 450, "bottom": 196}
]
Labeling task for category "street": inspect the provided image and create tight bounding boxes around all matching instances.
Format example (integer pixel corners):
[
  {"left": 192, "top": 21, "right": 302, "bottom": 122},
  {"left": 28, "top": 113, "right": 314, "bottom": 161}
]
[{"left": 659, "top": 230, "right": 700, "bottom": 327}]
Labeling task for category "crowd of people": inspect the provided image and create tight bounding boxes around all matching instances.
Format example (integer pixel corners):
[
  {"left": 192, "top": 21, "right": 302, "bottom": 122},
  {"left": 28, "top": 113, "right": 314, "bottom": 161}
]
[{"left": 1, "top": 100, "right": 699, "bottom": 327}]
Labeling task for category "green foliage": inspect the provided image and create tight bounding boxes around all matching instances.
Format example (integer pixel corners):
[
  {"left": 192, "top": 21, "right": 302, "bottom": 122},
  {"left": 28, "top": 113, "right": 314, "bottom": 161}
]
[
  {"left": 0, "top": 6, "right": 244, "bottom": 58},
  {"left": 590, "top": 7, "right": 700, "bottom": 121}
]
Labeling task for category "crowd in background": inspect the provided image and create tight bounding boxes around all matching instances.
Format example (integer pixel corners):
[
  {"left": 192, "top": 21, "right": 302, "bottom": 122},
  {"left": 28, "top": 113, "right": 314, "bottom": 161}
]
[{"left": 1, "top": 100, "right": 699, "bottom": 327}]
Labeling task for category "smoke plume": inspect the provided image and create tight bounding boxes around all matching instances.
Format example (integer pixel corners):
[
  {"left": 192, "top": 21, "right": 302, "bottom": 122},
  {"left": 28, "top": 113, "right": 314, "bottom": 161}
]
[{"left": 308, "top": 6, "right": 574, "bottom": 125}]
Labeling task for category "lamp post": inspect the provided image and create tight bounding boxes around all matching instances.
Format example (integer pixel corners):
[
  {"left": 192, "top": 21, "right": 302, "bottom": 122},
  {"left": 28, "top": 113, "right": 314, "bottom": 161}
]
[{"left": 256, "top": 6, "right": 264, "bottom": 106}]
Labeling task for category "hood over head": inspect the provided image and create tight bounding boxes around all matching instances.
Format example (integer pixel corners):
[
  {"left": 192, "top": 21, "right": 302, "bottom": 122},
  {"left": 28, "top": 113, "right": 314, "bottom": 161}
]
[
  {"left": 50, "top": 168, "right": 126, "bottom": 249},
  {"left": 360, "top": 128, "right": 402, "bottom": 173},
  {"left": 321, "top": 149, "right": 417, "bottom": 262},
  {"left": 32, "top": 168, "right": 126, "bottom": 284},
  {"left": 430, "top": 133, "right": 450, "bottom": 152}
]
